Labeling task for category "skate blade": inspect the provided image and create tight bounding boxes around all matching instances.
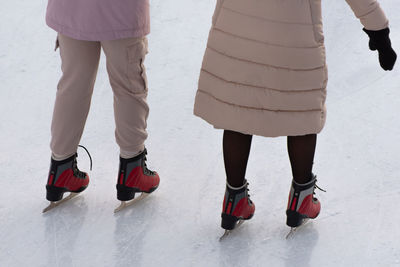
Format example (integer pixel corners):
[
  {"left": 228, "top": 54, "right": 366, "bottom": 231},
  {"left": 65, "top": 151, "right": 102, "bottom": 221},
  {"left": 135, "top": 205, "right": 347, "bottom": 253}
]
[
  {"left": 219, "top": 220, "right": 245, "bottom": 241},
  {"left": 42, "top": 192, "right": 80, "bottom": 213},
  {"left": 285, "top": 219, "right": 310, "bottom": 239},
  {"left": 114, "top": 193, "right": 149, "bottom": 213}
]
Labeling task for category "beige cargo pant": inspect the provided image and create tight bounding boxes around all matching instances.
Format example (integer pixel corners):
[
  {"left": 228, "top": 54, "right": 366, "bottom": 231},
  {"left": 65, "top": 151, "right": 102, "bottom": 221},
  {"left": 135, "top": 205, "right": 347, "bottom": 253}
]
[{"left": 51, "top": 34, "right": 149, "bottom": 160}]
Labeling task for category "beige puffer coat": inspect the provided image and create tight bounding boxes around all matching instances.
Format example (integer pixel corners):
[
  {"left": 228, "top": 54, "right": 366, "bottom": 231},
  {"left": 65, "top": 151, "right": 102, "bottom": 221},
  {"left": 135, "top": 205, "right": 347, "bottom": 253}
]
[{"left": 194, "top": 0, "right": 388, "bottom": 137}]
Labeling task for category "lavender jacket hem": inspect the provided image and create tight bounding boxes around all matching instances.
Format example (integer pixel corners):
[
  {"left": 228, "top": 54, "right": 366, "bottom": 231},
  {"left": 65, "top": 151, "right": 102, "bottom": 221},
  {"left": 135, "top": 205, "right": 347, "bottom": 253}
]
[
  {"left": 46, "top": 0, "right": 150, "bottom": 41},
  {"left": 46, "top": 16, "right": 150, "bottom": 41}
]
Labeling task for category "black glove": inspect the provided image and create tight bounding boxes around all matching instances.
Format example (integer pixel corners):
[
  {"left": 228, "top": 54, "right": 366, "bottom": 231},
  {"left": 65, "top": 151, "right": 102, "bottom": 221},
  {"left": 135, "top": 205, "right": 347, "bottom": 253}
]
[{"left": 363, "top": 28, "right": 397, "bottom": 71}]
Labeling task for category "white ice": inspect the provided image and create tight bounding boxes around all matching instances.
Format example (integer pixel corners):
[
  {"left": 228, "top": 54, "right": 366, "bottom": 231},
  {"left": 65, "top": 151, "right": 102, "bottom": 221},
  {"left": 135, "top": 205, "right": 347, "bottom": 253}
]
[{"left": 1, "top": 1, "right": 400, "bottom": 266}]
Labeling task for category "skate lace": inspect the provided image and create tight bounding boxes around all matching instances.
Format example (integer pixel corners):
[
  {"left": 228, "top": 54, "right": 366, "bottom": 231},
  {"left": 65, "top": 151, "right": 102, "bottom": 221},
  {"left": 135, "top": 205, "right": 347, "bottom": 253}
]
[
  {"left": 313, "top": 180, "right": 326, "bottom": 196},
  {"left": 315, "top": 184, "right": 326, "bottom": 192},
  {"left": 142, "top": 149, "right": 155, "bottom": 176},
  {"left": 245, "top": 182, "right": 253, "bottom": 204},
  {"left": 72, "top": 145, "right": 93, "bottom": 178}
]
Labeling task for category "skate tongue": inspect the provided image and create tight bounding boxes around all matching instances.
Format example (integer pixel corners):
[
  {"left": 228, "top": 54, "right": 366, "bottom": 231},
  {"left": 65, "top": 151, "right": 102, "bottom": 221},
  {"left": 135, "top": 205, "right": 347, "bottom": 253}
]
[{"left": 78, "top": 145, "right": 93, "bottom": 171}]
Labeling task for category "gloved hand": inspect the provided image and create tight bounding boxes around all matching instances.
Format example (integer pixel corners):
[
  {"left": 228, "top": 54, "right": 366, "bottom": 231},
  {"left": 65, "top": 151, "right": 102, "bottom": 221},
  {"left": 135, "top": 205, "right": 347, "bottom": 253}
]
[{"left": 363, "top": 28, "right": 397, "bottom": 71}]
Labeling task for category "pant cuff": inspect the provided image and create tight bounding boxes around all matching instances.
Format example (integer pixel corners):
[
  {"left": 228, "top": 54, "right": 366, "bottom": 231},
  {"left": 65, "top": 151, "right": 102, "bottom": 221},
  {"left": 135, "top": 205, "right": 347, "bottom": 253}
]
[
  {"left": 52, "top": 152, "right": 75, "bottom": 161},
  {"left": 120, "top": 144, "right": 145, "bottom": 159}
]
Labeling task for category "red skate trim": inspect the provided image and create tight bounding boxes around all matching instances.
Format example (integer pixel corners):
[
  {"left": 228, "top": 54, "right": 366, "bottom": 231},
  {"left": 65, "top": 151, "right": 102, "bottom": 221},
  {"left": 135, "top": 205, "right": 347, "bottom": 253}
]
[
  {"left": 226, "top": 202, "right": 232, "bottom": 214},
  {"left": 298, "top": 194, "right": 320, "bottom": 218},
  {"left": 54, "top": 169, "right": 73, "bottom": 188},
  {"left": 54, "top": 169, "right": 89, "bottom": 192},
  {"left": 125, "top": 167, "right": 143, "bottom": 188},
  {"left": 125, "top": 166, "right": 159, "bottom": 192},
  {"left": 291, "top": 197, "right": 297, "bottom": 211},
  {"left": 119, "top": 173, "right": 124, "bottom": 185},
  {"left": 48, "top": 174, "right": 54, "bottom": 185},
  {"left": 231, "top": 198, "right": 254, "bottom": 219}
]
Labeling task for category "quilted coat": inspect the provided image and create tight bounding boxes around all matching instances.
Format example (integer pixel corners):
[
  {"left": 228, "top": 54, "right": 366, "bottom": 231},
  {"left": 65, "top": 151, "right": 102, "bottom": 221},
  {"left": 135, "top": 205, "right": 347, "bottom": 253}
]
[{"left": 194, "top": 0, "right": 389, "bottom": 137}]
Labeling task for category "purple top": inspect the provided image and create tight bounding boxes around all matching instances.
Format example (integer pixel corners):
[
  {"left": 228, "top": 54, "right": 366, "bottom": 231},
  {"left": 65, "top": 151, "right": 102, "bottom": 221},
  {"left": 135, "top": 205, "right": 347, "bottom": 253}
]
[{"left": 46, "top": 0, "right": 150, "bottom": 41}]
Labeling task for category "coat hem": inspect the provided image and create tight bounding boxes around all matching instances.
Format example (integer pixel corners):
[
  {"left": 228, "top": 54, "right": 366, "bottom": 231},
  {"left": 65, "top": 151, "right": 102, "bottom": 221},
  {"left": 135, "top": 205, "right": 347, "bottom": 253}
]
[
  {"left": 193, "top": 91, "right": 325, "bottom": 138},
  {"left": 46, "top": 16, "right": 150, "bottom": 41},
  {"left": 193, "top": 108, "right": 324, "bottom": 138}
]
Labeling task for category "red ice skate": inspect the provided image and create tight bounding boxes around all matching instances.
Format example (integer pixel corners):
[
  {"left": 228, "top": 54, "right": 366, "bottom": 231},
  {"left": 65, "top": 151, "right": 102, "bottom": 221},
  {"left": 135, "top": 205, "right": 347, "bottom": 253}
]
[
  {"left": 221, "top": 180, "right": 255, "bottom": 233},
  {"left": 286, "top": 174, "right": 322, "bottom": 228},
  {"left": 114, "top": 149, "right": 160, "bottom": 212},
  {"left": 43, "top": 152, "right": 90, "bottom": 212}
]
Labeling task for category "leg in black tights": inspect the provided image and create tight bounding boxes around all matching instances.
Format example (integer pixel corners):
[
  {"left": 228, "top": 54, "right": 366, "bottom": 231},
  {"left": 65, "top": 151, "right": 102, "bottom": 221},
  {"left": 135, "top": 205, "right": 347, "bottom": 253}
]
[
  {"left": 287, "top": 134, "right": 317, "bottom": 184},
  {"left": 223, "top": 130, "right": 253, "bottom": 187},
  {"left": 223, "top": 131, "right": 316, "bottom": 186}
]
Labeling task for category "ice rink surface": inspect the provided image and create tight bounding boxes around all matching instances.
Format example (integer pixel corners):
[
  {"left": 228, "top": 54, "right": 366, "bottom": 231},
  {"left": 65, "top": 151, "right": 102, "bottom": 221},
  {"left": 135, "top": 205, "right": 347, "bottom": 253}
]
[{"left": 1, "top": 0, "right": 400, "bottom": 266}]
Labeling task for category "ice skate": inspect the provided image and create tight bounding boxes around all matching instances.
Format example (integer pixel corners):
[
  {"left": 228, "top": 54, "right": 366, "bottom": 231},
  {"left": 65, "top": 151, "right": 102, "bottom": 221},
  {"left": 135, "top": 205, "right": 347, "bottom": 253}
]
[
  {"left": 285, "top": 175, "right": 324, "bottom": 238},
  {"left": 43, "top": 149, "right": 91, "bottom": 213},
  {"left": 114, "top": 149, "right": 160, "bottom": 213},
  {"left": 219, "top": 180, "right": 255, "bottom": 240}
]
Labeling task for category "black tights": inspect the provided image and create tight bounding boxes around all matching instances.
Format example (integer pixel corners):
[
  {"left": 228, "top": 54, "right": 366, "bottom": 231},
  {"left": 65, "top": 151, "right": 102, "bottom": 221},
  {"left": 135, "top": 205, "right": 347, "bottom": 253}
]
[
  {"left": 287, "top": 134, "right": 317, "bottom": 184},
  {"left": 223, "top": 130, "right": 316, "bottom": 187}
]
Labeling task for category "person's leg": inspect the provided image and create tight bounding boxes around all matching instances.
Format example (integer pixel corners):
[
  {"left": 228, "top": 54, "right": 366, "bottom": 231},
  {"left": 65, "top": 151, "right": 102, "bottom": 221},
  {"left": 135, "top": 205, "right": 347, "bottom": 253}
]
[
  {"left": 101, "top": 37, "right": 149, "bottom": 158},
  {"left": 223, "top": 130, "right": 253, "bottom": 187},
  {"left": 50, "top": 34, "right": 101, "bottom": 159},
  {"left": 286, "top": 134, "right": 320, "bottom": 227},
  {"left": 221, "top": 130, "right": 255, "bottom": 231},
  {"left": 101, "top": 37, "right": 159, "bottom": 207},
  {"left": 45, "top": 34, "right": 100, "bottom": 206},
  {"left": 287, "top": 134, "right": 317, "bottom": 184}
]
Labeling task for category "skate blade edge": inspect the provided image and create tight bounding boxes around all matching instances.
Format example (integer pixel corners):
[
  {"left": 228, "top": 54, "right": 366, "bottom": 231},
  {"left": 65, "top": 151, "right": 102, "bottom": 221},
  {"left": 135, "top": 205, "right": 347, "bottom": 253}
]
[
  {"left": 42, "top": 192, "right": 80, "bottom": 213},
  {"left": 285, "top": 219, "right": 310, "bottom": 239},
  {"left": 114, "top": 193, "right": 149, "bottom": 213},
  {"left": 219, "top": 220, "right": 245, "bottom": 241}
]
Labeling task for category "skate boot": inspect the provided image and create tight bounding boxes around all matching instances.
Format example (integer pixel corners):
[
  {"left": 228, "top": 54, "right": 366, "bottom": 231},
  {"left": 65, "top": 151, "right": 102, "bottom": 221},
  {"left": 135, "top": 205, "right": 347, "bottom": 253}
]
[
  {"left": 43, "top": 152, "right": 90, "bottom": 213},
  {"left": 114, "top": 149, "right": 160, "bottom": 212},
  {"left": 220, "top": 180, "right": 255, "bottom": 239},
  {"left": 286, "top": 174, "right": 322, "bottom": 229}
]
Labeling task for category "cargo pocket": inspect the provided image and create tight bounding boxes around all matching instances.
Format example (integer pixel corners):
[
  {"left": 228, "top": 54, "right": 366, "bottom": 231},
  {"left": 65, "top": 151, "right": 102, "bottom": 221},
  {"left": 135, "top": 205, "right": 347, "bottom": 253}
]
[{"left": 126, "top": 38, "right": 148, "bottom": 94}]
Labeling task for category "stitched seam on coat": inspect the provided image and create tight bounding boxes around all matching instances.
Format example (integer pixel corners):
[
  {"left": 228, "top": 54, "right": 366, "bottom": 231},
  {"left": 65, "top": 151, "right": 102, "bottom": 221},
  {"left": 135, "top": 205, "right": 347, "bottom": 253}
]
[
  {"left": 213, "top": 0, "right": 226, "bottom": 26},
  {"left": 207, "top": 46, "right": 324, "bottom": 71},
  {"left": 201, "top": 69, "right": 326, "bottom": 93},
  {"left": 212, "top": 28, "right": 322, "bottom": 49},
  {"left": 308, "top": 0, "right": 319, "bottom": 43},
  {"left": 222, "top": 6, "right": 320, "bottom": 26},
  {"left": 197, "top": 90, "right": 322, "bottom": 113}
]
